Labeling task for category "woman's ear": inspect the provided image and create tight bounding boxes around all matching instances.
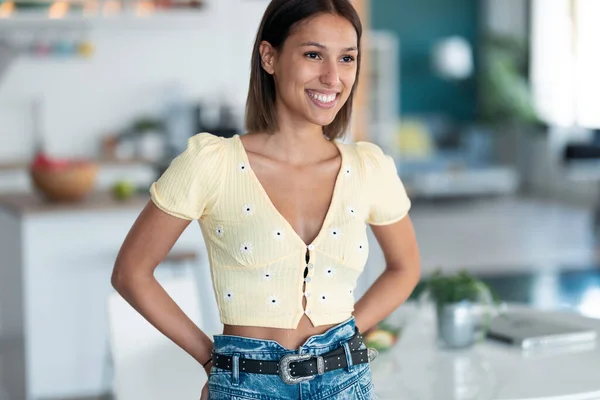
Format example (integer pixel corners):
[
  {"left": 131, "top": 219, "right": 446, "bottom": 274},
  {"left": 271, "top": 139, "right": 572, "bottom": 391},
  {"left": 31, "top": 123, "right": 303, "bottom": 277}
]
[{"left": 259, "top": 41, "right": 276, "bottom": 75}]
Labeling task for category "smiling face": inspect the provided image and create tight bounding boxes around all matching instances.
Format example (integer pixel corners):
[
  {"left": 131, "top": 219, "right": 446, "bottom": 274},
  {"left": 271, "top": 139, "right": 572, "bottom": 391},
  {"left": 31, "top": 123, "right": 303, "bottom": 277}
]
[{"left": 260, "top": 13, "right": 359, "bottom": 131}]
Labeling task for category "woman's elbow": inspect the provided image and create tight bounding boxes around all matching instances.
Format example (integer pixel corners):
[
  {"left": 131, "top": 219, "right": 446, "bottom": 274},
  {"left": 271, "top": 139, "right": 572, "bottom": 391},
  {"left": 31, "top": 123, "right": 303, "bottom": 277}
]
[
  {"left": 110, "top": 265, "right": 126, "bottom": 292},
  {"left": 110, "top": 263, "right": 138, "bottom": 293},
  {"left": 413, "top": 264, "right": 422, "bottom": 288},
  {"left": 111, "top": 260, "right": 155, "bottom": 293},
  {"left": 413, "top": 257, "right": 422, "bottom": 278}
]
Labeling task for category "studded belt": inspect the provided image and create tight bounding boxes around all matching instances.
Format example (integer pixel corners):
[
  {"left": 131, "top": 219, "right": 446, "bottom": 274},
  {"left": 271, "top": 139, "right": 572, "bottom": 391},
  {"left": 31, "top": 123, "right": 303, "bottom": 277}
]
[{"left": 211, "top": 329, "right": 378, "bottom": 385}]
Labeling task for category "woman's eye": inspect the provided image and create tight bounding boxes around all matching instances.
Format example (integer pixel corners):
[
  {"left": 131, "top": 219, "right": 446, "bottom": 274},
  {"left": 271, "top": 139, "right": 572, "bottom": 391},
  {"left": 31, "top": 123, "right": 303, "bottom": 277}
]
[
  {"left": 305, "top": 52, "right": 321, "bottom": 60},
  {"left": 341, "top": 55, "right": 355, "bottom": 63}
]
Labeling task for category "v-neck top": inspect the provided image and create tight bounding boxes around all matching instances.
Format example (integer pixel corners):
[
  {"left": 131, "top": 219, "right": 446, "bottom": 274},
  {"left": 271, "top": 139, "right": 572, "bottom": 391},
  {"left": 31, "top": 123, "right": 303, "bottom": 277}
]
[{"left": 149, "top": 132, "right": 411, "bottom": 329}]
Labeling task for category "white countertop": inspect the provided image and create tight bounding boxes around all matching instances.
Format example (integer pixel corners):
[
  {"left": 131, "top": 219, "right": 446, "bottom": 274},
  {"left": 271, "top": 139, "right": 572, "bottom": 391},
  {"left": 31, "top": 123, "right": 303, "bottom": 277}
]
[{"left": 372, "top": 303, "right": 600, "bottom": 400}]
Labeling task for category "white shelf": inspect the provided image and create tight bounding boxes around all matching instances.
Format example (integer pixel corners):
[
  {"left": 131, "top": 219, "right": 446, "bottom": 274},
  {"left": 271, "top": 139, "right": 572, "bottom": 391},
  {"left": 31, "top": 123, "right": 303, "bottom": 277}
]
[{"left": 0, "top": 9, "right": 211, "bottom": 29}]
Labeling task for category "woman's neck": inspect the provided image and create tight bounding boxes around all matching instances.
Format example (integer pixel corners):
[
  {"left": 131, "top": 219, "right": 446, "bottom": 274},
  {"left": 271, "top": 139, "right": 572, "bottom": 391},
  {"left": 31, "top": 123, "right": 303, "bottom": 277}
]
[
  {"left": 256, "top": 129, "right": 332, "bottom": 166},
  {"left": 259, "top": 104, "right": 336, "bottom": 165}
]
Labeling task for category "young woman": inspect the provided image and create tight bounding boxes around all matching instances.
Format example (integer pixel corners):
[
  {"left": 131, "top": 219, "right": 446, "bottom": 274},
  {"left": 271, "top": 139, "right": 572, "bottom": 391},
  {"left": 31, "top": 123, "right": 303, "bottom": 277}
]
[{"left": 111, "top": 0, "right": 421, "bottom": 398}]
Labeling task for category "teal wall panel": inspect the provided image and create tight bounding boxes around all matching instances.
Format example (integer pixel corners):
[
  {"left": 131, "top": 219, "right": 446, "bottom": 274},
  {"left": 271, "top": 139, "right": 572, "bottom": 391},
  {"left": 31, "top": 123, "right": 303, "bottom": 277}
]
[{"left": 371, "top": 0, "right": 479, "bottom": 121}]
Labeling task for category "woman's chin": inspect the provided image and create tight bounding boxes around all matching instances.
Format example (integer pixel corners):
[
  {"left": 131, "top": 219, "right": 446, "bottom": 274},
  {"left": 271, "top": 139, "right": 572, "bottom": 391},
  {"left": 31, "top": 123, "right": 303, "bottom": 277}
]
[{"left": 305, "top": 112, "right": 338, "bottom": 128}]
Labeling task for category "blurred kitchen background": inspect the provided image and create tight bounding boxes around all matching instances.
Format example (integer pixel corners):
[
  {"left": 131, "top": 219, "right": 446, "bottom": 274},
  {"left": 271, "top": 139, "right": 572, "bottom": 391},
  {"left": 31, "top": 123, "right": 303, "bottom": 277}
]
[{"left": 1, "top": 0, "right": 600, "bottom": 399}]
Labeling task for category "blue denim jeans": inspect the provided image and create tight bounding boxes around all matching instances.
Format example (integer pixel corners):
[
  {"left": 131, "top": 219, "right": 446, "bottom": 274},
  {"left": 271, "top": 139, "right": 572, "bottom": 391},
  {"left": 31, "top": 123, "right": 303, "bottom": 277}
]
[{"left": 208, "top": 317, "right": 375, "bottom": 399}]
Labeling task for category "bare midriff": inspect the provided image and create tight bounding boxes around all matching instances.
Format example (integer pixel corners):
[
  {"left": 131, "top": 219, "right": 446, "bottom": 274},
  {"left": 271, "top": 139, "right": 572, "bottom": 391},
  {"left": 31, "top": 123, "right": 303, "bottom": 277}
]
[
  {"left": 223, "top": 309, "right": 338, "bottom": 350},
  {"left": 222, "top": 319, "right": 338, "bottom": 350}
]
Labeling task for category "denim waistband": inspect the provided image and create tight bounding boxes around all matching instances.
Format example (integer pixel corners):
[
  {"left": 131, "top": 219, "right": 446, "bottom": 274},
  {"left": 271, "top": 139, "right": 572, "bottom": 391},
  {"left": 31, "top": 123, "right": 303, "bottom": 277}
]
[
  {"left": 212, "top": 316, "right": 357, "bottom": 357},
  {"left": 208, "top": 316, "right": 375, "bottom": 399}
]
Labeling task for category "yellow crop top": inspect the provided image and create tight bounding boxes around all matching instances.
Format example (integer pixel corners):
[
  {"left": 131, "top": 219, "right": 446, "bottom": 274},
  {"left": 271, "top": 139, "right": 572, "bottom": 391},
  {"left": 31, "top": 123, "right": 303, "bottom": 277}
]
[{"left": 150, "top": 132, "right": 411, "bottom": 329}]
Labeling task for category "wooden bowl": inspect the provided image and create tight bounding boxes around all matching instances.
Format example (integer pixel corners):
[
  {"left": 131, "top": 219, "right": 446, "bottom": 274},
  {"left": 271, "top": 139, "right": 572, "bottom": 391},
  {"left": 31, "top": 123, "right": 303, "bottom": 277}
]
[{"left": 30, "top": 162, "right": 99, "bottom": 202}]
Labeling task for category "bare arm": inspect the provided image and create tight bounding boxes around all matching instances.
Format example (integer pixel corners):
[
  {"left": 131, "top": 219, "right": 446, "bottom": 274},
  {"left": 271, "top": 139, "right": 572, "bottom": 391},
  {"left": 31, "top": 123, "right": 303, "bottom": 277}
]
[
  {"left": 111, "top": 200, "right": 214, "bottom": 368},
  {"left": 353, "top": 215, "right": 421, "bottom": 332}
]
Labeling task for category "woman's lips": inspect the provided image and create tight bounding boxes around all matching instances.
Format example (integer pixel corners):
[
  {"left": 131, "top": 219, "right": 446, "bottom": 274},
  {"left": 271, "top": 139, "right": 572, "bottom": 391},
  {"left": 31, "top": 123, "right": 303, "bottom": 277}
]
[{"left": 306, "top": 90, "right": 339, "bottom": 109}]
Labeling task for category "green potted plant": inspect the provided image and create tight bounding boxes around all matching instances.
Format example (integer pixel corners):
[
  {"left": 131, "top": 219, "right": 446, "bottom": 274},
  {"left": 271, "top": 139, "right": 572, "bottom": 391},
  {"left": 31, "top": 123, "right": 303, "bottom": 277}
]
[
  {"left": 478, "top": 34, "right": 542, "bottom": 129},
  {"left": 424, "top": 269, "right": 497, "bottom": 349}
]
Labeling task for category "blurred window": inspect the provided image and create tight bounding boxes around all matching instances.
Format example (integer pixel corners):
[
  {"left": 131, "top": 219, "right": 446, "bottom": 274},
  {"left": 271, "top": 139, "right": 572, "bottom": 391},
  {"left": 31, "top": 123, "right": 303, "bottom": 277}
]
[{"left": 531, "top": 0, "right": 600, "bottom": 128}]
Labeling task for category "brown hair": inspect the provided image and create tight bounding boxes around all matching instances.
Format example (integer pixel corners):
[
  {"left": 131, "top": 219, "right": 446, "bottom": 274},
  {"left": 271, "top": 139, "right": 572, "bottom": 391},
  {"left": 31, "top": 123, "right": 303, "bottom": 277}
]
[{"left": 245, "top": 0, "right": 362, "bottom": 140}]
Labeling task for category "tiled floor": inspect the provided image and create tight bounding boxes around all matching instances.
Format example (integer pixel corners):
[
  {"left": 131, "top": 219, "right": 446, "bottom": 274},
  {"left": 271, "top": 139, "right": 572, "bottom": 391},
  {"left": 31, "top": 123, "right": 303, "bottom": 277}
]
[{"left": 1, "top": 196, "right": 598, "bottom": 400}]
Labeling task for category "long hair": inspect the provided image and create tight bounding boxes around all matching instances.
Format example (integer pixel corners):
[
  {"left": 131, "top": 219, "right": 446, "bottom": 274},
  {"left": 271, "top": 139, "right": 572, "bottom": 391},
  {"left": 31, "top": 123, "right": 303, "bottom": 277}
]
[{"left": 245, "top": 0, "right": 362, "bottom": 140}]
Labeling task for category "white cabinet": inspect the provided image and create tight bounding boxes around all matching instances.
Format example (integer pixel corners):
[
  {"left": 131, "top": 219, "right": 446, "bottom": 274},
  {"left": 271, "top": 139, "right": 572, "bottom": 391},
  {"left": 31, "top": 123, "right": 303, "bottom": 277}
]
[{"left": 0, "top": 197, "right": 218, "bottom": 400}]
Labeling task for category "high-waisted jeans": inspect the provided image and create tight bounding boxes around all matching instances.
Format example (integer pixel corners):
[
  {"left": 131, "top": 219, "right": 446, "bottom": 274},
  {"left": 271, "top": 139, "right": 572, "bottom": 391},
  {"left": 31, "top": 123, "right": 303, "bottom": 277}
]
[{"left": 208, "top": 317, "right": 376, "bottom": 399}]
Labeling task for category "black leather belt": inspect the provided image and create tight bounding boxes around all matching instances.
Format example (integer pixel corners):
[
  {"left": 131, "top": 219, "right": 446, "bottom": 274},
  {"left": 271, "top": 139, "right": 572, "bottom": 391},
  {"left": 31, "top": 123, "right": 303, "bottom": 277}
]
[{"left": 212, "top": 329, "right": 378, "bottom": 384}]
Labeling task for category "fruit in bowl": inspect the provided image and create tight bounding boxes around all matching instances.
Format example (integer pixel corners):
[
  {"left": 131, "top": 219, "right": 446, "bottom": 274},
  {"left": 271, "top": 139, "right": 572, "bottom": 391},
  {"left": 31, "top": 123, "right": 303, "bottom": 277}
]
[
  {"left": 111, "top": 180, "right": 136, "bottom": 201},
  {"left": 29, "top": 152, "right": 98, "bottom": 202}
]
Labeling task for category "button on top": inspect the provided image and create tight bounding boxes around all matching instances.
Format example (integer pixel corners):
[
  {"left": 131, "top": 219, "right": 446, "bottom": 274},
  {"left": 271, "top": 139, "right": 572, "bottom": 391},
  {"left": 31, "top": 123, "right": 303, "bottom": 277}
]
[{"left": 307, "top": 244, "right": 315, "bottom": 251}]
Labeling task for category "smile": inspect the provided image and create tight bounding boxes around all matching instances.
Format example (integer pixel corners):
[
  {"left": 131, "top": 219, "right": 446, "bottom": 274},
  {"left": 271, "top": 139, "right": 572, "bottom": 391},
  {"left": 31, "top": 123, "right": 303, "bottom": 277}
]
[{"left": 306, "top": 90, "right": 339, "bottom": 109}]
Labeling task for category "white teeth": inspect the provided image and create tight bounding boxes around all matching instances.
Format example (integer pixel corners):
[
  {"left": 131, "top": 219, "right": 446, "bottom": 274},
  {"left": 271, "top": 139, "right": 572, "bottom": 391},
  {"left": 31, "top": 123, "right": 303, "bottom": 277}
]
[{"left": 308, "top": 91, "right": 336, "bottom": 104}]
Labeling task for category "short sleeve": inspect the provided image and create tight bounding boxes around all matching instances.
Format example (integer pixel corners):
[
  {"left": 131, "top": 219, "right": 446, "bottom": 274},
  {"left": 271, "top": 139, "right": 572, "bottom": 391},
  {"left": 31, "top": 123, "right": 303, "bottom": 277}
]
[
  {"left": 357, "top": 142, "right": 411, "bottom": 225},
  {"left": 150, "top": 132, "right": 225, "bottom": 220}
]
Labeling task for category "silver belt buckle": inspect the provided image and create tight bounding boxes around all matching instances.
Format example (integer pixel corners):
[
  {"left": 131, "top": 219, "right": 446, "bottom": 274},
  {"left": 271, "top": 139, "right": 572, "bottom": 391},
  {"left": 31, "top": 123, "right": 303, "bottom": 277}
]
[
  {"left": 278, "top": 353, "right": 315, "bottom": 385},
  {"left": 367, "top": 347, "right": 379, "bottom": 362}
]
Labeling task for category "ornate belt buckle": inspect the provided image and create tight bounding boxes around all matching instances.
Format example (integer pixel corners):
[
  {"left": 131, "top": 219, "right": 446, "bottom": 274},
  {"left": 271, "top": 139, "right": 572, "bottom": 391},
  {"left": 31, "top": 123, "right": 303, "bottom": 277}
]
[
  {"left": 367, "top": 347, "right": 379, "bottom": 362},
  {"left": 278, "top": 353, "right": 315, "bottom": 385}
]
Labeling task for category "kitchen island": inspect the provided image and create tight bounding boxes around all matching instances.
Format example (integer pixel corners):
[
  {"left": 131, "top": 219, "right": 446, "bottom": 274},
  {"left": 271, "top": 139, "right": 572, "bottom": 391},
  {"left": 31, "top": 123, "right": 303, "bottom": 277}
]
[{"left": 0, "top": 191, "right": 219, "bottom": 400}]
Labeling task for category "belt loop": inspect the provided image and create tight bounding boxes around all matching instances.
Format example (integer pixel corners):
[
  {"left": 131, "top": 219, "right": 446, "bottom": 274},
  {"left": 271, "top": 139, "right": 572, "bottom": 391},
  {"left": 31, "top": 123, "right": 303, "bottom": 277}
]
[
  {"left": 231, "top": 353, "right": 240, "bottom": 386},
  {"left": 342, "top": 341, "right": 354, "bottom": 372}
]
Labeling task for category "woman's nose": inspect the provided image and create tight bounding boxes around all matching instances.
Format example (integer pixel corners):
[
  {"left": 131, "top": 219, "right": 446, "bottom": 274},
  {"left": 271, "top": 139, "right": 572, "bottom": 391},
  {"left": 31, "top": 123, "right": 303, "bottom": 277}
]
[{"left": 320, "top": 61, "right": 340, "bottom": 87}]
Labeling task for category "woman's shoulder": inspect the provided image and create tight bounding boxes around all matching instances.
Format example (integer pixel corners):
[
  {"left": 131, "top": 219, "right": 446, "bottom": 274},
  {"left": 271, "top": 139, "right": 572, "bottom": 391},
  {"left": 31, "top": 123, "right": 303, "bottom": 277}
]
[
  {"left": 186, "top": 131, "right": 226, "bottom": 149},
  {"left": 181, "top": 132, "right": 239, "bottom": 160},
  {"left": 337, "top": 139, "right": 390, "bottom": 169},
  {"left": 354, "top": 140, "right": 386, "bottom": 158},
  {"left": 159, "top": 132, "right": 237, "bottom": 179},
  {"left": 149, "top": 132, "right": 233, "bottom": 220}
]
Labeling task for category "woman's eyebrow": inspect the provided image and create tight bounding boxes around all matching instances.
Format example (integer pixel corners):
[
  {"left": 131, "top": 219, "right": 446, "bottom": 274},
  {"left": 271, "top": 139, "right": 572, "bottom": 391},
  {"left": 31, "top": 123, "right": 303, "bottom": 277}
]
[{"left": 300, "top": 41, "right": 357, "bottom": 52}]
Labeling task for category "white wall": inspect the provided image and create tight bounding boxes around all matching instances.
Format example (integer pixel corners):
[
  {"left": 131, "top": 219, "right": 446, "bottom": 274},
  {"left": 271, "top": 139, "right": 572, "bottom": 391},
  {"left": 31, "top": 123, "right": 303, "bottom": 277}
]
[{"left": 0, "top": 0, "right": 270, "bottom": 162}]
